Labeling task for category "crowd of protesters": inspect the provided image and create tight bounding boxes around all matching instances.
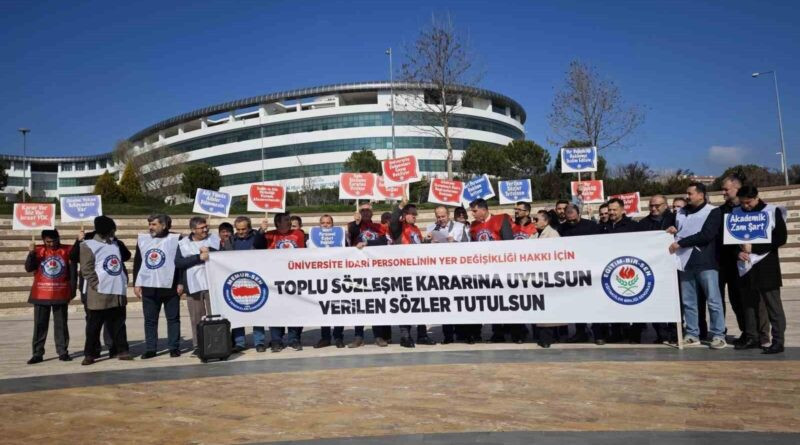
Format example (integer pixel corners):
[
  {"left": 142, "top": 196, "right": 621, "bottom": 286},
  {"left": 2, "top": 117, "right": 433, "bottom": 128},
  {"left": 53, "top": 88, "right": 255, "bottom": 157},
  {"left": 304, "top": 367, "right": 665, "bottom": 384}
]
[{"left": 23, "top": 176, "right": 788, "bottom": 365}]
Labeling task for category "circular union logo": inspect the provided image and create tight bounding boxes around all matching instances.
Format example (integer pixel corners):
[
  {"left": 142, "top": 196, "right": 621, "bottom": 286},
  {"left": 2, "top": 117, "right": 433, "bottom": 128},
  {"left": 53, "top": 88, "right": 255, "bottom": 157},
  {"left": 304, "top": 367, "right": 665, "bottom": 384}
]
[
  {"left": 275, "top": 239, "right": 298, "bottom": 249},
  {"left": 359, "top": 230, "right": 378, "bottom": 242},
  {"left": 41, "top": 255, "right": 66, "bottom": 279},
  {"left": 601, "top": 256, "right": 655, "bottom": 305},
  {"left": 514, "top": 233, "right": 530, "bottom": 240},
  {"left": 103, "top": 255, "right": 123, "bottom": 276},
  {"left": 223, "top": 271, "right": 269, "bottom": 312},
  {"left": 410, "top": 232, "right": 422, "bottom": 244},
  {"left": 476, "top": 229, "right": 494, "bottom": 242},
  {"left": 144, "top": 248, "right": 166, "bottom": 269}
]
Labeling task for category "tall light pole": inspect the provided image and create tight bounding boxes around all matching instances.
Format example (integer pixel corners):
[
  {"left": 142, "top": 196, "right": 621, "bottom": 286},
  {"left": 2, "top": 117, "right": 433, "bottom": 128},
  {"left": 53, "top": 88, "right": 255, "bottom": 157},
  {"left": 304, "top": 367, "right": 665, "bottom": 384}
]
[
  {"left": 18, "top": 128, "right": 30, "bottom": 202},
  {"left": 752, "top": 70, "right": 788, "bottom": 185},
  {"left": 386, "top": 47, "right": 396, "bottom": 159}
]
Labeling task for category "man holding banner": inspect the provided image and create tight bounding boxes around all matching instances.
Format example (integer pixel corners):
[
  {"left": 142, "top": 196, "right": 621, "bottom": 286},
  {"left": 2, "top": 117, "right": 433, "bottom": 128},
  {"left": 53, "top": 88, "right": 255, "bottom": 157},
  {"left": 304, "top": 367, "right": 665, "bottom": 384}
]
[
  {"left": 733, "top": 185, "right": 787, "bottom": 354},
  {"left": 25, "top": 229, "right": 75, "bottom": 364},
  {"left": 134, "top": 214, "right": 182, "bottom": 359},
  {"left": 265, "top": 213, "right": 307, "bottom": 352},
  {"left": 313, "top": 215, "right": 346, "bottom": 349},
  {"left": 175, "top": 216, "right": 220, "bottom": 352}
]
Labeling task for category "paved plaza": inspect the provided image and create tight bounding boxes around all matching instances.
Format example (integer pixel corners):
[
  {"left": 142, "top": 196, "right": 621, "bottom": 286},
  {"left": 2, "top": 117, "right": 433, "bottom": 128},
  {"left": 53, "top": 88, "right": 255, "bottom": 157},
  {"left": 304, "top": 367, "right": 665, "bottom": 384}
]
[{"left": 0, "top": 290, "right": 798, "bottom": 444}]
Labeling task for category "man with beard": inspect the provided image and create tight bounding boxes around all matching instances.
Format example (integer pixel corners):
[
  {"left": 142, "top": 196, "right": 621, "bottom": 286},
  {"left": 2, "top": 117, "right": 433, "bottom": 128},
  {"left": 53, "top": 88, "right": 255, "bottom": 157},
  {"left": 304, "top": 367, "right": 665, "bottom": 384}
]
[
  {"left": 512, "top": 202, "right": 537, "bottom": 239},
  {"left": 554, "top": 199, "right": 569, "bottom": 225}
]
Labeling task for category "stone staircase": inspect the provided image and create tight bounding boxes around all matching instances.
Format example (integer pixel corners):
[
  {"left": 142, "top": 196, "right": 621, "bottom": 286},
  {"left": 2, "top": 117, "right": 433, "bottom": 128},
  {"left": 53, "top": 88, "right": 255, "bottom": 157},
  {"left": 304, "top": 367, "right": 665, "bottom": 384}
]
[{"left": 3, "top": 185, "right": 800, "bottom": 310}]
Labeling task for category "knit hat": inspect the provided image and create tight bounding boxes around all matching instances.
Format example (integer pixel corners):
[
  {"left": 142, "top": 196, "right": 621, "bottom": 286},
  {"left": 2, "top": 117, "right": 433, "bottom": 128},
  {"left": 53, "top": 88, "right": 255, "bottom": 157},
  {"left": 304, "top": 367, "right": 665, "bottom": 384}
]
[{"left": 94, "top": 215, "right": 116, "bottom": 237}]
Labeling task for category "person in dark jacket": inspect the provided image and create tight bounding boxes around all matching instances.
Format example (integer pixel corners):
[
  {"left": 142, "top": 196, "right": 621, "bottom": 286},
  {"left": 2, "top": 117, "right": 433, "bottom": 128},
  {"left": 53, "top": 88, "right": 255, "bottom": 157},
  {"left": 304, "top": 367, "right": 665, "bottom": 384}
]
[
  {"left": 70, "top": 228, "right": 131, "bottom": 358},
  {"left": 669, "top": 182, "right": 726, "bottom": 349},
  {"left": 733, "top": 185, "right": 787, "bottom": 354},
  {"left": 134, "top": 214, "right": 182, "bottom": 359},
  {"left": 558, "top": 204, "right": 600, "bottom": 343},
  {"left": 26, "top": 229, "right": 76, "bottom": 364},
  {"left": 222, "top": 216, "right": 267, "bottom": 352}
]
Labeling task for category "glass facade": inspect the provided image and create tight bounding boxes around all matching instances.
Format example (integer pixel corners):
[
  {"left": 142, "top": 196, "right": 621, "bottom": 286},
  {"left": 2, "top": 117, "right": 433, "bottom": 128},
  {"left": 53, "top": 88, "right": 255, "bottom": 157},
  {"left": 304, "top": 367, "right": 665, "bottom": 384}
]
[
  {"left": 190, "top": 136, "right": 500, "bottom": 169},
  {"left": 7, "top": 177, "right": 26, "bottom": 186},
  {"left": 59, "top": 176, "right": 100, "bottom": 187},
  {"left": 220, "top": 159, "right": 457, "bottom": 187},
  {"left": 148, "top": 112, "right": 523, "bottom": 160}
]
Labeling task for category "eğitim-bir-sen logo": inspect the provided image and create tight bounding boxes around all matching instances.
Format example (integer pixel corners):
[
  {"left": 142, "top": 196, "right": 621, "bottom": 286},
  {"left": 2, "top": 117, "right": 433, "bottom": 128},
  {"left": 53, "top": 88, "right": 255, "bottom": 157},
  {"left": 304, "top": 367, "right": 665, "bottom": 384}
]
[
  {"left": 601, "top": 256, "right": 655, "bottom": 305},
  {"left": 41, "top": 256, "right": 66, "bottom": 278},
  {"left": 223, "top": 271, "right": 269, "bottom": 312},
  {"left": 103, "top": 255, "right": 123, "bottom": 276},
  {"left": 359, "top": 230, "right": 378, "bottom": 242},
  {"left": 275, "top": 239, "right": 298, "bottom": 249},
  {"left": 144, "top": 248, "right": 166, "bottom": 269}
]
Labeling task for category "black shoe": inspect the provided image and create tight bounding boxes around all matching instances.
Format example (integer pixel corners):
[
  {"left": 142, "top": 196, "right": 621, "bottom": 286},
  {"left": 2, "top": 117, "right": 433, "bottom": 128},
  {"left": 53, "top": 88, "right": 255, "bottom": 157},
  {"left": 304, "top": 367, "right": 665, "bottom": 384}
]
[
  {"left": 256, "top": 344, "right": 267, "bottom": 353},
  {"left": 490, "top": 334, "right": 505, "bottom": 343},
  {"left": 169, "top": 349, "right": 181, "bottom": 358},
  {"left": 537, "top": 340, "right": 551, "bottom": 348},
  {"left": 566, "top": 333, "right": 589, "bottom": 343},
  {"left": 442, "top": 337, "right": 454, "bottom": 344},
  {"left": 335, "top": 338, "right": 345, "bottom": 348},
  {"left": 232, "top": 345, "right": 246, "bottom": 353},
  {"left": 734, "top": 339, "right": 761, "bottom": 350},
  {"left": 417, "top": 336, "right": 436, "bottom": 345},
  {"left": 512, "top": 337, "right": 525, "bottom": 344},
  {"left": 289, "top": 340, "right": 303, "bottom": 351},
  {"left": 314, "top": 338, "right": 331, "bottom": 349},
  {"left": 400, "top": 337, "right": 415, "bottom": 348},
  {"left": 58, "top": 353, "right": 72, "bottom": 362},
  {"left": 140, "top": 351, "right": 157, "bottom": 359},
  {"left": 465, "top": 337, "right": 475, "bottom": 345},
  {"left": 271, "top": 342, "right": 284, "bottom": 353},
  {"left": 762, "top": 343, "right": 784, "bottom": 354},
  {"left": 595, "top": 339, "right": 606, "bottom": 345},
  {"left": 27, "top": 355, "right": 43, "bottom": 365}
]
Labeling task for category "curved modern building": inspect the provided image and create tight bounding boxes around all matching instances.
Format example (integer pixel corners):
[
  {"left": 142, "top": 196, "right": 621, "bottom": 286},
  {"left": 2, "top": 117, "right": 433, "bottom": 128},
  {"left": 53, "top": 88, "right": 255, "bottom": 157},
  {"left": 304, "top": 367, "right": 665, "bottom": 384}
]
[{"left": 1, "top": 81, "right": 525, "bottom": 200}]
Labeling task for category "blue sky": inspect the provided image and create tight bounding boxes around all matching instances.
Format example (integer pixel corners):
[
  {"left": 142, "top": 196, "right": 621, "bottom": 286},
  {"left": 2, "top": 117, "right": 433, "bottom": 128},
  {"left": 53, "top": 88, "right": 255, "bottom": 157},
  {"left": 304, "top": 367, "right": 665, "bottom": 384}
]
[{"left": 1, "top": 0, "right": 797, "bottom": 175}]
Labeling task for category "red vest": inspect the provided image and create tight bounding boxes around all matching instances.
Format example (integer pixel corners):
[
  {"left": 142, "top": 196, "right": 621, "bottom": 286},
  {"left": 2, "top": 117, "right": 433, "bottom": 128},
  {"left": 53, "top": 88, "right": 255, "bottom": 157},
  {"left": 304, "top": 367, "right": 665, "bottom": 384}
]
[
  {"left": 512, "top": 222, "right": 537, "bottom": 240},
  {"left": 399, "top": 223, "right": 423, "bottom": 245},
  {"left": 265, "top": 229, "right": 306, "bottom": 249},
  {"left": 357, "top": 221, "right": 386, "bottom": 244},
  {"left": 31, "top": 245, "right": 72, "bottom": 303},
  {"left": 470, "top": 214, "right": 510, "bottom": 242}
]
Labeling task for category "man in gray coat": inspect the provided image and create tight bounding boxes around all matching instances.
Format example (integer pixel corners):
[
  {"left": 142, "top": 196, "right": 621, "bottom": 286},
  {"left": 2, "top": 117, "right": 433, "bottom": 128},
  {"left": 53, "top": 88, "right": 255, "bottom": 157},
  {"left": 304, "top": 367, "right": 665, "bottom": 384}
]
[{"left": 79, "top": 216, "right": 133, "bottom": 365}]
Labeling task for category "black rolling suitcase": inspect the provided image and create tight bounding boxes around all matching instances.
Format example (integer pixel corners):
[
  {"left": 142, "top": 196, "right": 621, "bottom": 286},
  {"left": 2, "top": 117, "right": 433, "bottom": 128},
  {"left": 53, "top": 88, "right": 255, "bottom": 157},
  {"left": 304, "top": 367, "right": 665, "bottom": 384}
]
[{"left": 197, "top": 314, "right": 232, "bottom": 363}]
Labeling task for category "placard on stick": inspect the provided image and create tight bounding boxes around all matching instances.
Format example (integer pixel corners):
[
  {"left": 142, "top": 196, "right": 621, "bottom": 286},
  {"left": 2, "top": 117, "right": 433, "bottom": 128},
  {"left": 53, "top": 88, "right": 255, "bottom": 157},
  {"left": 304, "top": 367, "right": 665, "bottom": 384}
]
[
  {"left": 13, "top": 203, "right": 55, "bottom": 231},
  {"left": 60, "top": 195, "right": 102, "bottom": 223},
  {"left": 248, "top": 184, "right": 286, "bottom": 212},
  {"left": 339, "top": 173, "right": 376, "bottom": 200},
  {"left": 428, "top": 178, "right": 464, "bottom": 206},
  {"left": 382, "top": 155, "right": 420, "bottom": 186},
  {"left": 192, "top": 188, "right": 231, "bottom": 217},
  {"left": 498, "top": 179, "right": 532, "bottom": 204},
  {"left": 570, "top": 180, "right": 605, "bottom": 204},
  {"left": 375, "top": 175, "right": 407, "bottom": 200}
]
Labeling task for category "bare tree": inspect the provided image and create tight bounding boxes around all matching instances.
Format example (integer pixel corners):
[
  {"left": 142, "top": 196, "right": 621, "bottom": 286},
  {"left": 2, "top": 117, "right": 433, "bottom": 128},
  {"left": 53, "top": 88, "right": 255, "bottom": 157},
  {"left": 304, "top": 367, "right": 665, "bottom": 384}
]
[
  {"left": 399, "top": 14, "right": 482, "bottom": 179},
  {"left": 548, "top": 60, "right": 645, "bottom": 152},
  {"left": 113, "top": 139, "right": 189, "bottom": 199}
]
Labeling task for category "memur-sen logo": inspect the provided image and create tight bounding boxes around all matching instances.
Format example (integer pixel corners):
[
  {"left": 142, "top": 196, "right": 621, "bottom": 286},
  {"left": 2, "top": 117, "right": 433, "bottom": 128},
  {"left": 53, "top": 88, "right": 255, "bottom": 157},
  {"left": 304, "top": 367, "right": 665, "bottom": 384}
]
[
  {"left": 144, "top": 248, "right": 166, "bottom": 269},
  {"left": 601, "top": 256, "right": 655, "bottom": 305},
  {"left": 275, "top": 239, "right": 298, "bottom": 249},
  {"left": 103, "top": 255, "right": 123, "bottom": 276},
  {"left": 223, "top": 271, "right": 268, "bottom": 312},
  {"left": 359, "top": 230, "right": 378, "bottom": 242},
  {"left": 41, "top": 256, "right": 66, "bottom": 279}
]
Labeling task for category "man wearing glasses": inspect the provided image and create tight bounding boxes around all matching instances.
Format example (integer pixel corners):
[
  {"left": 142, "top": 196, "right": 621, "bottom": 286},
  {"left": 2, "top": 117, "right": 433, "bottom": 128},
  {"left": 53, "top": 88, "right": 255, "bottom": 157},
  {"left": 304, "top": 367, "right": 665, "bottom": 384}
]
[
  {"left": 512, "top": 202, "right": 537, "bottom": 239},
  {"left": 175, "top": 216, "right": 220, "bottom": 353}
]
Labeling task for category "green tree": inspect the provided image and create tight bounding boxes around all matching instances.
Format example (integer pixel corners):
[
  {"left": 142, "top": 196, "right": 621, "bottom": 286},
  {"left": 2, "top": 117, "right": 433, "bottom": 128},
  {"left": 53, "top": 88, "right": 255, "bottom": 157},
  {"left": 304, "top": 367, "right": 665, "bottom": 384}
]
[
  {"left": 460, "top": 142, "right": 510, "bottom": 178},
  {"left": 503, "top": 140, "right": 550, "bottom": 178},
  {"left": 343, "top": 149, "right": 381, "bottom": 173},
  {"left": 93, "top": 170, "right": 126, "bottom": 203},
  {"left": 118, "top": 162, "right": 143, "bottom": 202},
  {"left": 181, "top": 163, "right": 222, "bottom": 199}
]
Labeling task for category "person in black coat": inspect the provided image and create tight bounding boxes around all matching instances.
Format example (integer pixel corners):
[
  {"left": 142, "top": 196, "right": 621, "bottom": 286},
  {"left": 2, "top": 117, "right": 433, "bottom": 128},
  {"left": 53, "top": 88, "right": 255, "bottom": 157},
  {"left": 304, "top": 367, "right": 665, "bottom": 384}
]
[
  {"left": 69, "top": 228, "right": 131, "bottom": 358},
  {"left": 734, "top": 185, "right": 788, "bottom": 353}
]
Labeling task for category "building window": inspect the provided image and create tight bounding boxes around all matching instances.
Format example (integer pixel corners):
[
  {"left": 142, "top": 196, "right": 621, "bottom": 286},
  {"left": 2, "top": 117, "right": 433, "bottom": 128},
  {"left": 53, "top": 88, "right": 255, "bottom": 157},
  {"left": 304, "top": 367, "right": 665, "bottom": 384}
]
[
  {"left": 61, "top": 163, "right": 73, "bottom": 172},
  {"left": 98, "top": 159, "right": 107, "bottom": 169},
  {"left": 13, "top": 161, "right": 23, "bottom": 170},
  {"left": 75, "top": 163, "right": 85, "bottom": 171},
  {"left": 88, "top": 161, "right": 97, "bottom": 170}
]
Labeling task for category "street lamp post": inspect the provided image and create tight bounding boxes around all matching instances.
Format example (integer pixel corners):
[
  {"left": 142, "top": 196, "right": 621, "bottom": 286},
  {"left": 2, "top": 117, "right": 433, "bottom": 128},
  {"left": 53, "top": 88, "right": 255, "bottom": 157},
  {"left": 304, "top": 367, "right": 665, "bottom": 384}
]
[
  {"left": 386, "top": 48, "right": 396, "bottom": 159},
  {"left": 752, "top": 70, "right": 788, "bottom": 185},
  {"left": 18, "top": 128, "right": 30, "bottom": 202}
]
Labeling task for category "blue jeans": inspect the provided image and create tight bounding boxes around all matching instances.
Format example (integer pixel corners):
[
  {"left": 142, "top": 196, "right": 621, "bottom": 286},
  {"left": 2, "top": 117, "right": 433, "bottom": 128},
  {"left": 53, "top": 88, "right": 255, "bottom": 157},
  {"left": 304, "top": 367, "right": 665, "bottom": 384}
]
[
  {"left": 679, "top": 269, "right": 725, "bottom": 339},
  {"left": 270, "top": 327, "right": 303, "bottom": 345},
  {"left": 232, "top": 326, "right": 266, "bottom": 348},
  {"left": 142, "top": 294, "right": 180, "bottom": 352}
]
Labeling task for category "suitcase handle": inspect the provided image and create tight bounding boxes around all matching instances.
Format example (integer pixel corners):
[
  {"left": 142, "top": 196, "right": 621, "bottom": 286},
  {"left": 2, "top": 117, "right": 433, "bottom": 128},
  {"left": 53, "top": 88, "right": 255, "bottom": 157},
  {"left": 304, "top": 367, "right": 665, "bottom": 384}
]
[{"left": 202, "top": 314, "right": 223, "bottom": 320}]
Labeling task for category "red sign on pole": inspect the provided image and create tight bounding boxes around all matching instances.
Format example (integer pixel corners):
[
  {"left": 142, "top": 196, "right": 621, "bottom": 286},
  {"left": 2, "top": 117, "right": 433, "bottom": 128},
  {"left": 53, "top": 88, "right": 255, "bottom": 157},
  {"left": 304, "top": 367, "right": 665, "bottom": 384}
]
[
  {"left": 610, "top": 192, "right": 641, "bottom": 215},
  {"left": 375, "top": 175, "right": 407, "bottom": 200},
  {"left": 13, "top": 203, "right": 55, "bottom": 231},
  {"left": 428, "top": 178, "right": 464, "bottom": 206},
  {"left": 382, "top": 155, "right": 420, "bottom": 186},
  {"left": 339, "top": 173, "right": 376, "bottom": 200},
  {"left": 570, "top": 180, "right": 605, "bottom": 204},
  {"left": 247, "top": 184, "right": 286, "bottom": 212}
]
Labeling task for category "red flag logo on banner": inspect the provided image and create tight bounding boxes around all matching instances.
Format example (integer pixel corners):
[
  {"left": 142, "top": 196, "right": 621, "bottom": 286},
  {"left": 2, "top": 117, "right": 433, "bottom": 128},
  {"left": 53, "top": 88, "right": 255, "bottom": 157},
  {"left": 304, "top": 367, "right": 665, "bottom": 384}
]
[
  {"left": 248, "top": 184, "right": 286, "bottom": 212},
  {"left": 382, "top": 155, "right": 420, "bottom": 186},
  {"left": 428, "top": 178, "right": 464, "bottom": 205}
]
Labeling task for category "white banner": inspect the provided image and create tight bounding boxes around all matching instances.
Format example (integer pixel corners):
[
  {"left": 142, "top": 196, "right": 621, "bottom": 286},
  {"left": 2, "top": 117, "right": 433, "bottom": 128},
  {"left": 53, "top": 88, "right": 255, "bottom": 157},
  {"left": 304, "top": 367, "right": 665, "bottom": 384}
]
[{"left": 207, "top": 232, "right": 680, "bottom": 328}]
